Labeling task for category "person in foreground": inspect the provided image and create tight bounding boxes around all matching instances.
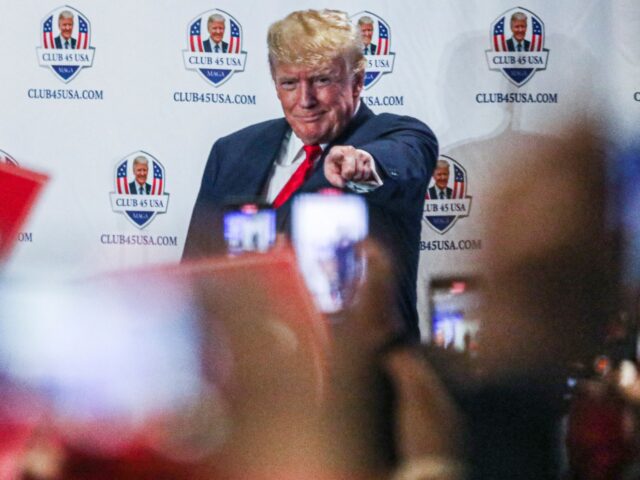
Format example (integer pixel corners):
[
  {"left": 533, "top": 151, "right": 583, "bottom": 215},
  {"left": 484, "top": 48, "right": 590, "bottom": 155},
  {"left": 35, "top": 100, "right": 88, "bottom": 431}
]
[{"left": 183, "top": 9, "right": 438, "bottom": 340}]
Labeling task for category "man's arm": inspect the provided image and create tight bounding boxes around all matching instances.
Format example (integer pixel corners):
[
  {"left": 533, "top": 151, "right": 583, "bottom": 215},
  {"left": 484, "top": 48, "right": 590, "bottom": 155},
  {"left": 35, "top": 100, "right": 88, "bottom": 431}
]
[
  {"left": 182, "top": 141, "right": 224, "bottom": 260},
  {"left": 324, "top": 114, "right": 438, "bottom": 211}
]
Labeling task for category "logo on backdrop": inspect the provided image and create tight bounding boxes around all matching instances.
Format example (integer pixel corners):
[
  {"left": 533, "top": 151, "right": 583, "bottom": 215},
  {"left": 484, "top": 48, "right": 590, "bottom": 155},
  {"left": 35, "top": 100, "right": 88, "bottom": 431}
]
[
  {"left": 37, "top": 6, "right": 95, "bottom": 82},
  {"left": 0, "top": 150, "right": 18, "bottom": 166},
  {"left": 423, "top": 156, "right": 471, "bottom": 234},
  {"left": 183, "top": 9, "right": 247, "bottom": 87},
  {"left": 485, "top": 7, "right": 548, "bottom": 87},
  {"left": 110, "top": 152, "right": 170, "bottom": 229},
  {"left": 350, "top": 12, "right": 395, "bottom": 90}
]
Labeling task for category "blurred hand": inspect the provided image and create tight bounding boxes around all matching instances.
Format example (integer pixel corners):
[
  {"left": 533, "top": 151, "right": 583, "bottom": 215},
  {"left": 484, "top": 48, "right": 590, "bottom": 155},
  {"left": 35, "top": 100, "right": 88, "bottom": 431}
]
[
  {"left": 383, "top": 348, "right": 463, "bottom": 461},
  {"left": 324, "top": 146, "right": 375, "bottom": 188},
  {"left": 325, "top": 241, "right": 463, "bottom": 476}
]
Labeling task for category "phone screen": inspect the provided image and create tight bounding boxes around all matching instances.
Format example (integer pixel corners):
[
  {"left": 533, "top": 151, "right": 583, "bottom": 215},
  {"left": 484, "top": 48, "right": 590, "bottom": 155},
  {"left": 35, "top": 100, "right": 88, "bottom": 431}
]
[
  {"left": 429, "top": 277, "right": 482, "bottom": 353},
  {"left": 292, "top": 192, "right": 368, "bottom": 314},
  {"left": 223, "top": 203, "right": 276, "bottom": 255}
]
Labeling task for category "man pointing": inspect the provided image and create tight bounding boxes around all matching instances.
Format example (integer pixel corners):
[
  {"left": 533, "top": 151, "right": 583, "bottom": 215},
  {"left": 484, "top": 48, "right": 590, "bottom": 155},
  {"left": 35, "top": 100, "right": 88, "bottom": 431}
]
[{"left": 184, "top": 9, "right": 437, "bottom": 339}]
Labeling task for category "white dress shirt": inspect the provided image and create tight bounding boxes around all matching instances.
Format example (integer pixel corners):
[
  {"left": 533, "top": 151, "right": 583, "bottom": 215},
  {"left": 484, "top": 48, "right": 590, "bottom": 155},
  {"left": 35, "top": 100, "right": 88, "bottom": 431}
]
[{"left": 263, "top": 105, "right": 383, "bottom": 203}]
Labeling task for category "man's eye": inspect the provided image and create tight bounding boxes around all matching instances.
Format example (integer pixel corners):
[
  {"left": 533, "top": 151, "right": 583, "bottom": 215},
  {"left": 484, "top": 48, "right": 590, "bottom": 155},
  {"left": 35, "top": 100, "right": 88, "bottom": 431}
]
[
  {"left": 279, "top": 80, "right": 296, "bottom": 90},
  {"left": 315, "top": 77, "right": 331, "bottom": 86}
]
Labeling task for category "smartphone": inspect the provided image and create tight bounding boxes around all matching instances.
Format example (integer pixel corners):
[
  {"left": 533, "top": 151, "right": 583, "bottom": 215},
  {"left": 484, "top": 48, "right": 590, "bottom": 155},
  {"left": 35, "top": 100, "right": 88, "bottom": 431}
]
[
  {"left": 223, "top": 202, "right": 276, "bottom": 255},
  {"left": 429, "top": 277, "right": 482, "bottom": 353},
  {"left": 292, "top": 192, "right": 368, "bottom": 314}
]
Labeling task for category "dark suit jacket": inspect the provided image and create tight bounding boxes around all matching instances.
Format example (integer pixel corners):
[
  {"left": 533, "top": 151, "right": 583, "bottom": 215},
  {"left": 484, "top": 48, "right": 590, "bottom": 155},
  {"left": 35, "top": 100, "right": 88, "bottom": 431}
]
[
  {"left": 129, "top": 181, "right": 151, "bottom": 195},
  {"left": 506, "top": 38, "right": 530, "bottom": 52},
  {"left": 203, "top": 39, "right": 229, "bottom": 53},
  {"left": 364, "top": 43, "right": 377, "bottom": 55},
  {"left": 183, "top": 103, "right": 437, "bottom": 340},
  {"left": 55, "top": 36, "right": 77, "bottom": 49},
  {"left": 428, "top": 186, "right": 452, "bottom": 199}
]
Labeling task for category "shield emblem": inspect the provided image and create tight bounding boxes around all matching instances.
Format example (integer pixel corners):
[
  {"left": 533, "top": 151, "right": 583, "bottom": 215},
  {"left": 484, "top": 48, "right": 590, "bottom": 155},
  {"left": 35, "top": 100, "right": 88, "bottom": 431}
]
[
  {"left": 423, "top": 156, "right": 472, "bottom": 234},
  {"left": 351, "top": 11, "right": 395, "bottom": 90},
  {"left": 37, "top": 6, "right": 95, "bottom": 83},
  {"left": 486, "top": 7, "right": 548, "bottom": 87},
  {"left": 110, "top": 151, "right": 170, "bottom": 229},
  {"left": 183, "top": 9, "right": 247, "bottom": 87}
]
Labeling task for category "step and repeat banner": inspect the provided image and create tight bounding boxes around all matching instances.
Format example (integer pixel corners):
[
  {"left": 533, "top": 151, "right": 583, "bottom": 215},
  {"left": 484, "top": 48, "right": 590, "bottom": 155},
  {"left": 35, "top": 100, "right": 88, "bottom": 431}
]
[{"left": 1, "top": 0, "right": 638, "bottom": 337}]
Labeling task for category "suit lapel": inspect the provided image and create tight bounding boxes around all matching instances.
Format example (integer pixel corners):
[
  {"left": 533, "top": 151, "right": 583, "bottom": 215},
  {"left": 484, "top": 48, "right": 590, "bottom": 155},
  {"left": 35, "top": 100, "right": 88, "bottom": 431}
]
[
  {"left": 276, "top": 103, "right": 376, "bottom": 230},
  {"left": 238, "top": 119, "right": 290, "bottom": 197}
]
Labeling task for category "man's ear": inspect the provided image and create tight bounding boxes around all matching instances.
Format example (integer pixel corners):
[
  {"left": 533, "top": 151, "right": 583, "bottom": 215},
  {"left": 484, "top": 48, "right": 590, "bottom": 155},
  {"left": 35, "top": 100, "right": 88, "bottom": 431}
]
[{"left": 353, "top": 70, "right": 365, "bottom": 98}]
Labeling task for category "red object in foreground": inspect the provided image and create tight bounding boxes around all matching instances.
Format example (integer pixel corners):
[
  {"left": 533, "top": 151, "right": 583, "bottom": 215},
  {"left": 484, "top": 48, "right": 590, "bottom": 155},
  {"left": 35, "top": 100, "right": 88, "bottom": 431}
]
[{"left": 0, "top": 162, "right": 48, "bottom": 261}]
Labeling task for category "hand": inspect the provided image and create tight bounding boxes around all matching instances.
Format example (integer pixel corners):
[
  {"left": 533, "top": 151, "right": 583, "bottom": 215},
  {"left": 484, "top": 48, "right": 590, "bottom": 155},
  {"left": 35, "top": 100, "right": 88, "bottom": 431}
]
[
  {"left": 324, "top": 145, "right": 375, "bottom": 188},
  {"left": 383, "top": 348, "right": 462, "bottom": 461}
]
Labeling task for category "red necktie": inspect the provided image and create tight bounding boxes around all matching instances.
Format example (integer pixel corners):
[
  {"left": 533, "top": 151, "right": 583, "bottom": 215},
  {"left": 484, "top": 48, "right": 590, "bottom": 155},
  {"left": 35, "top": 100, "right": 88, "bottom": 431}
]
[{"left": 272, "top": 144, "right": 322, "bottom": 208}]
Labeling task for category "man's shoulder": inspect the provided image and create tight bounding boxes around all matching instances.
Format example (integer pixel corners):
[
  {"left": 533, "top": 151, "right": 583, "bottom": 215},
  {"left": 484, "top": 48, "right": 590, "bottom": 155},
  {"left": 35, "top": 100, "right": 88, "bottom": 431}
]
[
  {"left": 368, "top": 111, "right": 434, "bottom": 136},
  {"left": 216, "top": 118, "right": 288, "bottom": 146}
]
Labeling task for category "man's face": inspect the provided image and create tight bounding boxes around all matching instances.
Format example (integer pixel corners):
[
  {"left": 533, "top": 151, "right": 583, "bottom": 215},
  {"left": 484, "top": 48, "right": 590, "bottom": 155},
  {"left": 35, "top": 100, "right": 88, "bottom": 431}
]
[
  {"left": 359, "top": 23, "right": 373, "bottom": 45},
  {"left": 134, "top": 163, "right": 148, "bottom": 185},
  {"left": 208, "top": 21, "right": 225, "bottom": 44},
  {"left": 273, "top": 57, "right": 363, "bottom": 145},
  {"left": 511, "top": 18, "right": 527, "bottom": 42},
  {"left": 59, "top": 16, "right": 74, "bottom": 40},
  {"left": 433, "top": 166, "right": 450, "bottom": 190}
]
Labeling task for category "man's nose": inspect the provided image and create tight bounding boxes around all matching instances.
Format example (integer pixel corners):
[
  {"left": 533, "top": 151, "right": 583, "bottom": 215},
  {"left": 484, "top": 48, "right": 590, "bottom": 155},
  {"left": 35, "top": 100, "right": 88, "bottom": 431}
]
[{"left": 298, "top": 82, "right": 317, "bottom": 108}]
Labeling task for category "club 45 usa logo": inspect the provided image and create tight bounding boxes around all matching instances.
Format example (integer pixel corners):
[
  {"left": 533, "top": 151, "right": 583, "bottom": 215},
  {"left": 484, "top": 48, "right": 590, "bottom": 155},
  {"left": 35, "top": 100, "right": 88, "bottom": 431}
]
[
  {"left": 0, "top": 150, "right": 18, "bottom": 166},
  {"left": 350, "top": 11, "right": 395, "bottom": 90},
  {"left": 183, "top": 9, "right": 247, "bottom": 87},
  {"left": 37, "top": 6, "right": 95, "bottom": 82},
  {"left": 423, "top": 156, "right": 471, "bottom": 234},
  {"left": 110, "top": 151, "right": 169, "bottom": 229},
  {"left": 485, "top": 7, "right": 548, "bottom": 87}
]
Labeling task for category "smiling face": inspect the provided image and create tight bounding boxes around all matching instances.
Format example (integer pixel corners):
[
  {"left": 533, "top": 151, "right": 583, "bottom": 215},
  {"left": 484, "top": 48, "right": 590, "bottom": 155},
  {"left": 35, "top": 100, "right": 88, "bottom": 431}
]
[
  {"left": 273, "top": 57, "right": 363, "bottom": 145},
  {"left": 511, "top": 18, "right": 527, "bottom": 43},
  {"left": 58, "top": 16, "right": 74, "bottom": 40},
  {"left": 208, "top": 20, "right": 225, "bottom": 44},
  {"left": 359, "top": 22, "right": 373, "bottom": 45},
  {"left": 134, "top": 162, "right": 148, "bottom": 185},
  {"left": 433, "top": 165, "right": 450, "bottom": 190}
]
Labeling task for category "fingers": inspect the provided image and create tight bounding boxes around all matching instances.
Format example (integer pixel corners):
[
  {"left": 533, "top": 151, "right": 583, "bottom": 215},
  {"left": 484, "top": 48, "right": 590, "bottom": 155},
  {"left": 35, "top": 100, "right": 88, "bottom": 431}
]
[
  {"left": 323, "top": 146, "right": 374, "bottom": 188},
  {"left": 383, "top": 348, "right": 463, "bottom": 460}
]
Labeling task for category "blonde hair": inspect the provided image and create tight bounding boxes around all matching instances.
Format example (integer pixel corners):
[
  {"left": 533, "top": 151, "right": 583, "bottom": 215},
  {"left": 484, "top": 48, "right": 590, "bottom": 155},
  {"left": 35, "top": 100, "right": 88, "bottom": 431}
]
[{"left": 267, "top": 9, "right": 365, "bottom": 76}]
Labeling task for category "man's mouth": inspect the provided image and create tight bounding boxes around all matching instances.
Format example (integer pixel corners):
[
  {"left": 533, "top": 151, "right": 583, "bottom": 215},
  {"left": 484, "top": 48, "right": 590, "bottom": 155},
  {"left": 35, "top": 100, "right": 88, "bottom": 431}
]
[{"left": 295, "top": 113, "right": 324, "bottom": 122}]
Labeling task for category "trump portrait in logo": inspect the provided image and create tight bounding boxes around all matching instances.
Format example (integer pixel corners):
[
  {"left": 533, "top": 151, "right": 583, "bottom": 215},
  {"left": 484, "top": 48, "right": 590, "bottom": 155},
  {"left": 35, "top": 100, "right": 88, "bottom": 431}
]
[
  {"left": 38, "top": 6, "right": 95, "bottom": 82},
  {"left": 110, "top": 151, "right": 170, "bottom": 229}
]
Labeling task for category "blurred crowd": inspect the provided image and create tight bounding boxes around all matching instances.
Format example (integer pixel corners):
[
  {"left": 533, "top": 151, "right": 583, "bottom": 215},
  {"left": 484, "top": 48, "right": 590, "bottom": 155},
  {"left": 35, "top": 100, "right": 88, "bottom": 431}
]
[{"left": 2, "top": 126, "right": 640, "bottom": 480}]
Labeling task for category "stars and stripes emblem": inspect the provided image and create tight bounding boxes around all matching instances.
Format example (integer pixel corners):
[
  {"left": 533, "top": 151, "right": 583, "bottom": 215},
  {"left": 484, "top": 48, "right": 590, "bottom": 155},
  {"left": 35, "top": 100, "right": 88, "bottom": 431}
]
[
  {"left": 530, "top": 17, "right": 544, "bottom": 51},
  {"left": 228, "top": 18, "right": 241, "bottom": 54},
  {"left": 43, "top": 15, "right": 54, "bottom": 49},
  {"left": 423, "top": 156, "right": 471, "bottom": 234},
  {"left": 492, "top": 12, "right": 544, "bottom": 52},
  {"left": 77, "top": 15, "right": 89, "bottom": 49},
  {"left": 452, "top": 165, "right": 465, "bottom": 199},
  {"left": 151, "top": 162, "right": 164, "bottom": 195},
  {"left": 116, "top": 161, "right": 130, "bottom": 194},
  {"left": 493, "top": 17, "right": 507, "bottom": 51},
  {"left": 189, "top": 19, "right": 203, "bottom": 52},
  {"left": 377, "top": 21, "right": 389, "bottom": 55}
]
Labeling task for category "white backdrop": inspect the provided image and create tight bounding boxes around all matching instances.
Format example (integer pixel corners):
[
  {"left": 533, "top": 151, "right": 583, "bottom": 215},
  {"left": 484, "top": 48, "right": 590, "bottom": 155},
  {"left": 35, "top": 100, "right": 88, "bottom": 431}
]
[{"left": 1, "top": 0, "right": 638, "bottom": 337}]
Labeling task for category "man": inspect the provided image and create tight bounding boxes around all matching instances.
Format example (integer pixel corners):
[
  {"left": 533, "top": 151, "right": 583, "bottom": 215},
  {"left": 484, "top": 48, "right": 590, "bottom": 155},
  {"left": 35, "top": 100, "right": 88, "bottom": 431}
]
[
  {"left": 358, "top": 16, "right": 377, "bottom": 55},
  {"left": 203, "top": 14, "right": 228, "bottom": 53},
  {"left": 129, "top": 156, "right": 151, "bottom": 195},
  {"left": 428, "top": 159, "right": 452, "bottom": 199},
  {"left": 506, "top": 12, "right": 530, "bottom": 52},
  {"left": 184, "top": 9, "right": 437, "bottom": 340},
  {"left": 54, "top": 10, "right": 76, "bottom": 49}
]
